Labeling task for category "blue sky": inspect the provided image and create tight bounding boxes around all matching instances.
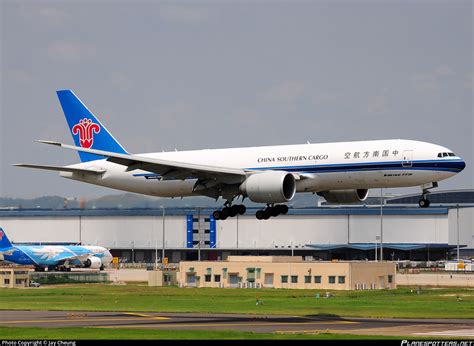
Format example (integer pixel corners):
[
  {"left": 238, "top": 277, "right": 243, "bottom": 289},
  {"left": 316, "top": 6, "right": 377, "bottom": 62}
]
[{"left": 1, "top": 0, "right": 472, "bottom": 198}]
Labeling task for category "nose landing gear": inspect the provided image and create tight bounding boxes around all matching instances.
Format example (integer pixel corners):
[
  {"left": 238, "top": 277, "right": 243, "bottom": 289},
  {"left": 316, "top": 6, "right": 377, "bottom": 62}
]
[
  {"left": 418, "top": 182, "right": 437, "bottom": 208},
  {"left": 418, "top": 197, "right": 431, "bottom": 208}
]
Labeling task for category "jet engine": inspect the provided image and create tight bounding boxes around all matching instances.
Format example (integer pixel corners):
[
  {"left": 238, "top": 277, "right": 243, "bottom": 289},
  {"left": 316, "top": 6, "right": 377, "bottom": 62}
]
[
  {"left": 240, "top": 171, "right": 296, "bottom": 203},
  {"left": 84, "top": 256, "right": 102, "bottom": 269},
  {"left": 317, "top": 189, "right": 369, "bottom": 204}
]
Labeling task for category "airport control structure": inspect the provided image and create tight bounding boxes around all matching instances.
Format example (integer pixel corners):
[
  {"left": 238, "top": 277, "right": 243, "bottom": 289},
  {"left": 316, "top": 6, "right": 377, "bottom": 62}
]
[{"left": 0, "top": 190, "right": 472, "bottom": 265}]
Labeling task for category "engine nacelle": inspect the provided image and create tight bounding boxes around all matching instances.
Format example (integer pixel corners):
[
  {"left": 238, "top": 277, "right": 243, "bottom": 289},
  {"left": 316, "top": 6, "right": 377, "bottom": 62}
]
[
  {"left": 318, "top": 189, "right": 369, "bottom": 204},
  {"left": 240, "top": 171, "right": 296, "bottom": 203},
  {"left": 84, "top": 256, "right": 102, "bottom": 269}
]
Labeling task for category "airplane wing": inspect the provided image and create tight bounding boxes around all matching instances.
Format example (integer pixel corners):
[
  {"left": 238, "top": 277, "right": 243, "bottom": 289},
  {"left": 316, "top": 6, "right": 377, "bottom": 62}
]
[
  {"left": 33, "top": 140, "right": 248, "bottom": 184},
  {"left": 12, "top": 163, "right": 106, "bottom": 175}
]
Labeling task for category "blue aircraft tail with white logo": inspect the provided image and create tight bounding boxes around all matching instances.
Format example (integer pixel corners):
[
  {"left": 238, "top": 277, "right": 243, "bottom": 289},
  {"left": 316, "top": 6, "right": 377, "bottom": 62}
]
[
  {"left": 0, "top": 228, "right": 13, "bottom": 249},
  {"left": 56, "top": 90, "right": 128, "bottom": 162}
]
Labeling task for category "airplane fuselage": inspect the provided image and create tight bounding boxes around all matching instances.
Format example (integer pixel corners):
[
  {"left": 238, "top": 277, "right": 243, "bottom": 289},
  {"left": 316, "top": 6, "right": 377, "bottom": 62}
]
[
  {"left": 1, "top": 245, "right": 112, "bottom": 268},
  {"left": 63, "top": 139, "right": 465, "bottom": 198}
]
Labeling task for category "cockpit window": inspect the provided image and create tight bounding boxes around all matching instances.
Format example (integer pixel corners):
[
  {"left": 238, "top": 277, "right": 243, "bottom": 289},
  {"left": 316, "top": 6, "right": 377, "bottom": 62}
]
[{"left": 438, "top": 152, "right": 455, "bottom": 158}]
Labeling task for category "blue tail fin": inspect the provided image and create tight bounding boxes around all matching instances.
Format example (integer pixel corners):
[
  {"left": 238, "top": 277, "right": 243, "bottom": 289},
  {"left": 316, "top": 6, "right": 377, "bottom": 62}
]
[
  {"left": 0, "top": 228, "right": 13, "bottom": 248},
  {"left": 56, "top": 90, "right": 128, "bottom": 162}
]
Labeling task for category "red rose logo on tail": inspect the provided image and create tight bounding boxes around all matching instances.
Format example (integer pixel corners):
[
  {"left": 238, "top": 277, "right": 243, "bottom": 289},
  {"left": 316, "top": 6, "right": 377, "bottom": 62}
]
[
  {"left": 0, "top": 230, "right": 4, "bottom": 241},
  {"left": 72, "top": 118, "right": 100, "bottom": 148}
]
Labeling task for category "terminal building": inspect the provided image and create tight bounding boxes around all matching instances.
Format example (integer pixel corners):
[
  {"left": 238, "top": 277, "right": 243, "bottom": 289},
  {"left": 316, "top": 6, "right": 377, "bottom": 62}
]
[
  {"left": 0, "top": 190, "right": 472, "bottom": 264},
  {"left": 178, "top": 256, "right": 396, "bottom": 290}
]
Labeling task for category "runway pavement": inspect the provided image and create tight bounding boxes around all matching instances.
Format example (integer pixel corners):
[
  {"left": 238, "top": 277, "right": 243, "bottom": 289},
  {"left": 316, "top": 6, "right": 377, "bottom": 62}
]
[{"left": 0, "top": 310, "right": 473, "bottom": 337}]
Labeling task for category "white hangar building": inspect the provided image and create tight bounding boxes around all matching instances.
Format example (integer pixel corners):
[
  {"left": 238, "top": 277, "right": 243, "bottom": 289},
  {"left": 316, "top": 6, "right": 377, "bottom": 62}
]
[{"left": 0, "top": 191, "right": 472, "bottom": 263}]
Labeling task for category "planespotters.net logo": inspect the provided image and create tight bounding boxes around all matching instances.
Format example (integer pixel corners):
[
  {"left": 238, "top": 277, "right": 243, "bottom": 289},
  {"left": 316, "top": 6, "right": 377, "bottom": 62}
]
[
  {"left": 402, "top": 341, "right": 474, "bottom": 346},
  {"left": 72, "top": 118, "right": 100, "bottom": 149}
]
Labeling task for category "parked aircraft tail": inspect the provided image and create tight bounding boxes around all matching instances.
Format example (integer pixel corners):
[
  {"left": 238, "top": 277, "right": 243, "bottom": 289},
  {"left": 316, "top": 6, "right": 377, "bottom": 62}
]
[
  {"left": 0, "top": 228, "right": 13, "bottom": 249},
  {"left": 56, "top": 90, "right": 128, "bottom": 162}
]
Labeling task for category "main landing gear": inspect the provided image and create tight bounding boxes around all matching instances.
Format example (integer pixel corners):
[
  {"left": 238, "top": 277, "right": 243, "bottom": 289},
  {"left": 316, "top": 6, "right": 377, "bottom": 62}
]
[
  {"left": 255, "top": 204, "right": 289, "bottom": 220},
  {"left": 213, "top": 204, "right": 246, "bottom": 220}
]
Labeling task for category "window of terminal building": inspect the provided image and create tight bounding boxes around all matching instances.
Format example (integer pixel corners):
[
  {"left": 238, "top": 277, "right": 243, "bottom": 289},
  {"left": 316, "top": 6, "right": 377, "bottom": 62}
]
[
  {"left": 281, "top": 275, "right": 288, "bottom": 283},
  {"left": 204, "top": 275, "right": 212, "bottom": 282},
  {"left": 4, "top": 279, "right": 10, "bottom": 285},
  {"left": 304, "top": 275, "right": 311, "bottom": 284},
  {"left": 16, "top": 279, "right": 23, "bottom": 285},
  {"left": 291, "top": 275, "right": 298, "bottom": 283},
  {"left": 214, "top": 275, "right": 221, "bottom": 282},
  {"left": 328, "top": 276, "right": 336, "bottom": 284},
  {"left": 338, "top": 276, "right": 345, "bottom": 284},
  {"left": 388, "top": 275, "right": 393, "bottom": 283},
  {"left": 314, "top": 276, "right": 321, "bottom": 284}
]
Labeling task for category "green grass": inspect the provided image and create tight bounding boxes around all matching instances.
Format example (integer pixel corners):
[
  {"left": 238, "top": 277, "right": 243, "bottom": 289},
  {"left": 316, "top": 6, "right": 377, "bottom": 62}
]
[
  {"left": 0, "top": 284, "right": 472, "bottom": 319},
  {"left": 0, "top": 327, "right": 410, "bottom": 340}
]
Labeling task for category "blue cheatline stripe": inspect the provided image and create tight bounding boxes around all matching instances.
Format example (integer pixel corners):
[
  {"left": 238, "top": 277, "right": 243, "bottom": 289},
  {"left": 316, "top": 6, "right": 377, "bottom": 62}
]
[
  {"left": 186, "top": 215, "right": 193, "bottom": 249},
  {"left": 246, "top": 159, "right": 464, "bottom": 174}
]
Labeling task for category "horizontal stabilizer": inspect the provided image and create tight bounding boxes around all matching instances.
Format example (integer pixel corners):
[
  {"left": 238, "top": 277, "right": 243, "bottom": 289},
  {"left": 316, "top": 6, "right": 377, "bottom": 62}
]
[{"left": 12, "top": 163, "right": 106, "bottom": 175}]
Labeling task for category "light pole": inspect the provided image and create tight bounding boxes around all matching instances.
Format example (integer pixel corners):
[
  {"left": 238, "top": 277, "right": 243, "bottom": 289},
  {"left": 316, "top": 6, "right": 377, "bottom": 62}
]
[
  {"left": 375, "top": 236, "right": 379, "bottom": 262},
  {"left": 154, "top": 214, "right": 158, "bottom": 270},
  {"left": 162, "top": 206, "right": 166, "bottom": 265},
  {"left": 380, "top": 188, "right": 384, "bottom": 261},
  {"left": 456, "top": 204, "right": 460, "bottom": 261},
  {"left": 236, "top": 214, "right": 239, "bottom": 249}
]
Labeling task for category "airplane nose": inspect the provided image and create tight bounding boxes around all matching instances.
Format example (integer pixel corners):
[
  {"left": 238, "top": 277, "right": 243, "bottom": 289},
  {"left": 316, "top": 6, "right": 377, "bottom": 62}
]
[{"left": 459, "top": 159, "right": 466, "bottom": 171}]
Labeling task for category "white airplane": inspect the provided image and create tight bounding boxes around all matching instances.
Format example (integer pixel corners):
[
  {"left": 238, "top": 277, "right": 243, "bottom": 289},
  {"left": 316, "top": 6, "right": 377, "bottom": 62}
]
[{"left": 15, "top": 90, "right": 466, "bottom": 220}]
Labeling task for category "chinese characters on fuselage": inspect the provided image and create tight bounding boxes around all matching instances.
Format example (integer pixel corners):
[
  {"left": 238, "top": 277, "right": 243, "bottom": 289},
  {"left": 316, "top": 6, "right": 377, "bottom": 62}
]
[{"left": 344, "top": 150, "right": 399, "bottom": 160}]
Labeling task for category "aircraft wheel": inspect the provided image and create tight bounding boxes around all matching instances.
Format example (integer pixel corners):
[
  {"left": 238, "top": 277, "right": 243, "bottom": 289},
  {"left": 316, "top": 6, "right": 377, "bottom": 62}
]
[
  {"left": 237, "top": 204, "right": 246, "bottom": 215},
  {"left": 262, "top": 209, "right": 271, "bottom": 220},
  {"left": 221, "top": 207, "right": 230, "bottom": 219},
  {"left": 230, "top": 205, "right": 239, "bottom": 217},
  {"left": 418, "top": 198, "right": 430, "bottom": 208},
  {"left": 256, "top": 210, "right": 264, "bottom": 220},
  {"left": 270, "top": 207, "right": 280, "bottom": 217},
  {"left": 212, "top": 210, "right": 221, "bottom": 220}
]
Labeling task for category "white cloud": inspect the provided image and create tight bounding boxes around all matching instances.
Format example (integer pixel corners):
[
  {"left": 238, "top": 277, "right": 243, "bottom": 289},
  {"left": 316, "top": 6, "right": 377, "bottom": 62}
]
[
  {"left": 158, "top": 5, "right": 211, "bottom": 24},
  {"left": 259, "top": 81, "right": 306, "bottom": 103},
  {"left": 47, "top": 41, "right": 96, "bottom": 63}
]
